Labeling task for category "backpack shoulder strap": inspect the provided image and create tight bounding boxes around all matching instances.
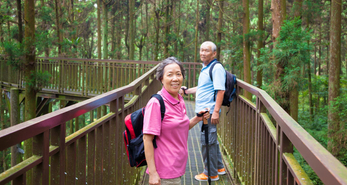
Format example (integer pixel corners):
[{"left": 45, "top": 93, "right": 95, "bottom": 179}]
[
  {"left": 151, "top": 94, "right": 165, "bottom": 121},
  {"left": 209, "top": 61, "right": 223, "bottom": 82},
  {"left": 149, "top": 94, "right": 165, "bottom": 149},
  {"left": 209, "top": 61, "right": 224, "bottom": 101}
]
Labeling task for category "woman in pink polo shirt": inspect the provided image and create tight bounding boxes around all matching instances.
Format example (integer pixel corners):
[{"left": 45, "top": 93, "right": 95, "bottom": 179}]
[{"left": 143, "top": 57, "right": 209, "bottom": 185}]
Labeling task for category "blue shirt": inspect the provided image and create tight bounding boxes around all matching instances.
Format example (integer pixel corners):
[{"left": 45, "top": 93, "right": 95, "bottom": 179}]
[{"left": 195, "top": 59, "right": 226, "bottom": 114}]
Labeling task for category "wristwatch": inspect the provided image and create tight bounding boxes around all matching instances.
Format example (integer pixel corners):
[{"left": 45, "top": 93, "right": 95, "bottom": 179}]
[{"left": 181, "top": 87, "right": 188, "bottom": 95}]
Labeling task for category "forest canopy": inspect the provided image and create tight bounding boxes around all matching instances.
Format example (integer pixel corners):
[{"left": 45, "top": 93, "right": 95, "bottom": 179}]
[{"left": 0, "top": 0, "right": 346, "bottom": 184}]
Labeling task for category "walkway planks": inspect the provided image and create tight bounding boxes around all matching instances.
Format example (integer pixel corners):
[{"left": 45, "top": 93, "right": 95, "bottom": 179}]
[{"left": 141, "top": 101, "right": 233, "bottom": 185}]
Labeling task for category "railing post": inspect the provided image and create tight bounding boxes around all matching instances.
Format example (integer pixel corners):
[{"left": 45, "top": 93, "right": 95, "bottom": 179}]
[
  {"left": 32, "top": 130, "right": 50, "bottom": 185},
  {"left": 109, "top": 99, "right": 118, "bottom": 184},
  {"left": 233, "top": 84, "right": 240, "bottom": 183},
  {"left": 279, "top": 130, "right": 293, "bottom": 184},
  {"left": 117, "top": 96, "right": 125, "bottom": 185},
  {"left": 50, "top": 124, "right": 66, "bottom": 185},
  {"left": 254, "top": 97, "right": 266, "bottom": 185},
  {"left": 82, "top": 61, "right": 85, "bottom": 96}
]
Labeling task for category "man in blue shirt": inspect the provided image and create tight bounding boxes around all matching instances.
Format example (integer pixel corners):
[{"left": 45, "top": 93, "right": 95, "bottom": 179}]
[{"left": 180, "top": 41, "right": 226, "bottom": 181}]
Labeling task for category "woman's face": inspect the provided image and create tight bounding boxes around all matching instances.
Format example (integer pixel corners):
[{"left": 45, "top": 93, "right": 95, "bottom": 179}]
[{"left": 161, "top": 63, "right": 183, "bottom": 97}]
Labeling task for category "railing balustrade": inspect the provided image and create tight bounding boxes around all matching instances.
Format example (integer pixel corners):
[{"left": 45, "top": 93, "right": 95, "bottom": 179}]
[
  {"left": 0, "top": 57, "right": 202, "bottom": 100},
  {"left": 218, "top": 79, "right": 347, "bottom": 185},
  {"left": 0, "top": 64, "right": 162, "bottom": 185},
  {"left": 1, "top": 58, "right": 347, "bottom": 185}
]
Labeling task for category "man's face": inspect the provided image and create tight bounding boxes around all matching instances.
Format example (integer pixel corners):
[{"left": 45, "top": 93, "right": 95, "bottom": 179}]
[{"left": 200, "top": 44, "right": 216, "bottom": 64}]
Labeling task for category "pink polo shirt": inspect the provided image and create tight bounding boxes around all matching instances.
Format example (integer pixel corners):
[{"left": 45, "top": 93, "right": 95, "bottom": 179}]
[{"left": 143, "top": 87, "right": 190, "bottom": 179}]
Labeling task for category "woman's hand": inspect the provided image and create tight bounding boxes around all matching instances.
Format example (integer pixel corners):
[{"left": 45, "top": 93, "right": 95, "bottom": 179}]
[
  {"left": 149, "top": 171, "right": 161, "bottom": 185},
  {"left": 197, "top": 108, "right": 210, "bottom": 121},
  {"left": 189, "top": 108, "right": 210, "bottom": 129}
]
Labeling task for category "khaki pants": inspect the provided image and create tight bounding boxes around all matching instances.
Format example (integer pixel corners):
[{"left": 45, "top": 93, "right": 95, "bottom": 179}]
[{"left": 161, "top": 176, "right": 181, "bottom": 185}]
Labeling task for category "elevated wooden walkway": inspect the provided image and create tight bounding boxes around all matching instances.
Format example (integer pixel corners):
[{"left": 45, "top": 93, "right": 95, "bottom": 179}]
[
  {"left": 1, "top": 58, "right": 347, "bottom": 185},
  {"left": 141, "top": 101, "right": 234, "bottom": 185}
]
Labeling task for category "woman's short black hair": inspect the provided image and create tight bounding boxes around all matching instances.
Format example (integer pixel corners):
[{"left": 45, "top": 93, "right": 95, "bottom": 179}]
[{"left": 156, "top": 57, "right": 185, "bottom": 81}]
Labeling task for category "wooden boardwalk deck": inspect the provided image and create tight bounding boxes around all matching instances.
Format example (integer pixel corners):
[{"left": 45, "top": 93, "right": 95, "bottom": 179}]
[{"left": 141, "top": 101, "right": 234, "bottom": 185}]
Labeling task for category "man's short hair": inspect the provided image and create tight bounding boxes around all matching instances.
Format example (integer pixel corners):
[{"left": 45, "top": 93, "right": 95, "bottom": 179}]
[{"left": 200, "top": 41, "right": 217, "bottom": 52}]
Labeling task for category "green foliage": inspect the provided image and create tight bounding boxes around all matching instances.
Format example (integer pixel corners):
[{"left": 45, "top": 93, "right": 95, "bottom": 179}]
[
  {"left": 257, "top": 18, "right": 312, "bottom": 94},
  {"left": 0, "top": 41, "right": 24, "bottom": 69},
  {"left": 35, "top": 31, "right": 54, "bottom": 56},
  {"left": 328, "top": 93, "right": 347, "bottom": 160},
  {"left": 296, "top": 84, "right": 347, "bottom": 184},
  {"left": 25, "top": 70, "right": 52, "bottom": 91}
]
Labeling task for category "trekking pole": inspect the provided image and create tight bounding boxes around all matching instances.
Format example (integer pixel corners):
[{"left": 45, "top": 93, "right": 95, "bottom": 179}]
[{"left": 203, "top": 115, "right": 211, "bottom": 185}]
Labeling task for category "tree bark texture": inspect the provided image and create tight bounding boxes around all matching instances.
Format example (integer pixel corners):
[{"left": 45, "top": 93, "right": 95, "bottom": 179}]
[
  {"left": 103, "top": 1, "right": 108, "bottom": 59},
  {"left": 111, "top": 4, "right": 116, "bottom": 56},
  {"left": 272, "top": 0, "right": 289, "bottom": 113},
  {"left": 129, "top": 0, "right": 135, "bottom": 60},
  {"left": 154, "top": 0, "right": 160, "bottom": 61},
  {"left": 194, "top": 0, "right": 200, "bottom": 63},
  {"left": 55, "top": 0, "right": 62, "bottom": 55},
  {"left": 17, "top": 0, "right": 23, "bottom": 44},
  {"left": 289, "top": 0, "right": 303, "bottom": 121},
  {"left": 116, "top": 0, "right": 122, "bottom": 59},
  {"left": 205, "top": 0, "right": 212, "bottom": 41},
  {"left": 97, "top": 0, "right": 101, "bottom": 59},
  {"left": 11, "top": 88, "right": 22, "bottom": 168},
  {"left": 164, "top": 0, "right": 170, "bottom": 58},
  {"left": 217, "top": 0, "right": 223, "bottom": 62},
  {"left": 256, "top": 0, "right": 263, "bottom": 88},
  {"left": 24, "top": 0, "right": 36, "bottom": 184},
  {"left": 243, "top": 0, "right": 251, "bottom": 100},
  {"left": 327, "top": 0, "right": 341, "bottom": 157}
]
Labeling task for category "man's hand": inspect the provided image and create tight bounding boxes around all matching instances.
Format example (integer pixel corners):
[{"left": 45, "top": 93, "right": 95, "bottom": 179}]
[
  {"left": 180, "top": 86, "right": 187, "bottom": 96},
  {"left": 211, "top": 111, "right": 220, "bottom": 124}
]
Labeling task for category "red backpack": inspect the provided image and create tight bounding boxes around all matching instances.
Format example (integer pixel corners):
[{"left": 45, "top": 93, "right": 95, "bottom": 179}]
[{"left": 123, "top": 94, "right": 165, "bottom": 167}]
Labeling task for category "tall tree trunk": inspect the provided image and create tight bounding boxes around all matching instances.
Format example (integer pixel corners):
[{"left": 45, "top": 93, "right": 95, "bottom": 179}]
[
  {"left": 194, "top": 0, "right": 200, "bottom": 63},
  {"left": 174, "top": 1, "right": 180, "bottom": 56},
  {"left": 0, "top": 25, "right": 3, "bottom": 43},
  {"left": 316, "top": 20, "right": 322, "bottom": 112},
  {"left": 103, "top": 2, "right": 108, "bottom": 59},
  {"left": 146, "top": 2, "right": 149, "bottom": 60},
  {"left": 272, "top": 0, "right": 288, "bottom": 113},
  {"left": 17, "top": 0, "right": 23, "bottom": 44},
  {"left": 327, "top": 0, "right": 341, "bottom": 157},
  {"left": 97, "top": 0, "right": 101, "bottom": 59},
  {"left": 256, "top": 0, "right": 263, "bottom": 88},
  {"left": 205, "top": 0, "right": 211, "bottom": 41},
  {"left": 129, "top": 0, "right": 135, "bottom": 60},
  {"left": 289, "top": 0, "right": 303, "bottom": 121},
  {"left": 243, "top": 0, "right": 251, "bottom": 100},
  {"left": 24, "top": 0, "right": 36, "bottom": 184},
  {"left": 111, "top": 4, "right": 116, "bottom": 57},
  {"left": 116, "top": 0, "right": 122, "bottom": 59},
  {"left": 11, "top": 88, "right": 22, "bottom": 168},
  {"left": 307, "top": 17, "right": 313, "bottom": 121},
  {"left": 216, "top": 0, "right": 223, "bottom": 62},
  {"left": 55, "top": 0, "right": 62, "bottom": 55},
  {"left": 40, "top": 0, "right": 49, "bottom": 57},
  {"left": 164, "top": 0, "right": 170, "bottom": 58},
  {"left": 154, "top": 2, "right": 159, "bottom": 61},
  {"left": 7, "top": 21, "right": 10, "bottom": 42},
  {"left": 70, "top": 0, "right": 76, "bottom": 57}
]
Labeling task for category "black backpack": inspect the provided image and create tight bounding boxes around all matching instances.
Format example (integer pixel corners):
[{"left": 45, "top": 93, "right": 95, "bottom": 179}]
[
  {"left": 209, "top": 61, "right": 237, "bottom": 107},
  {"left": 123, "top": 94, "right": 165, "bottom": 167}
]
